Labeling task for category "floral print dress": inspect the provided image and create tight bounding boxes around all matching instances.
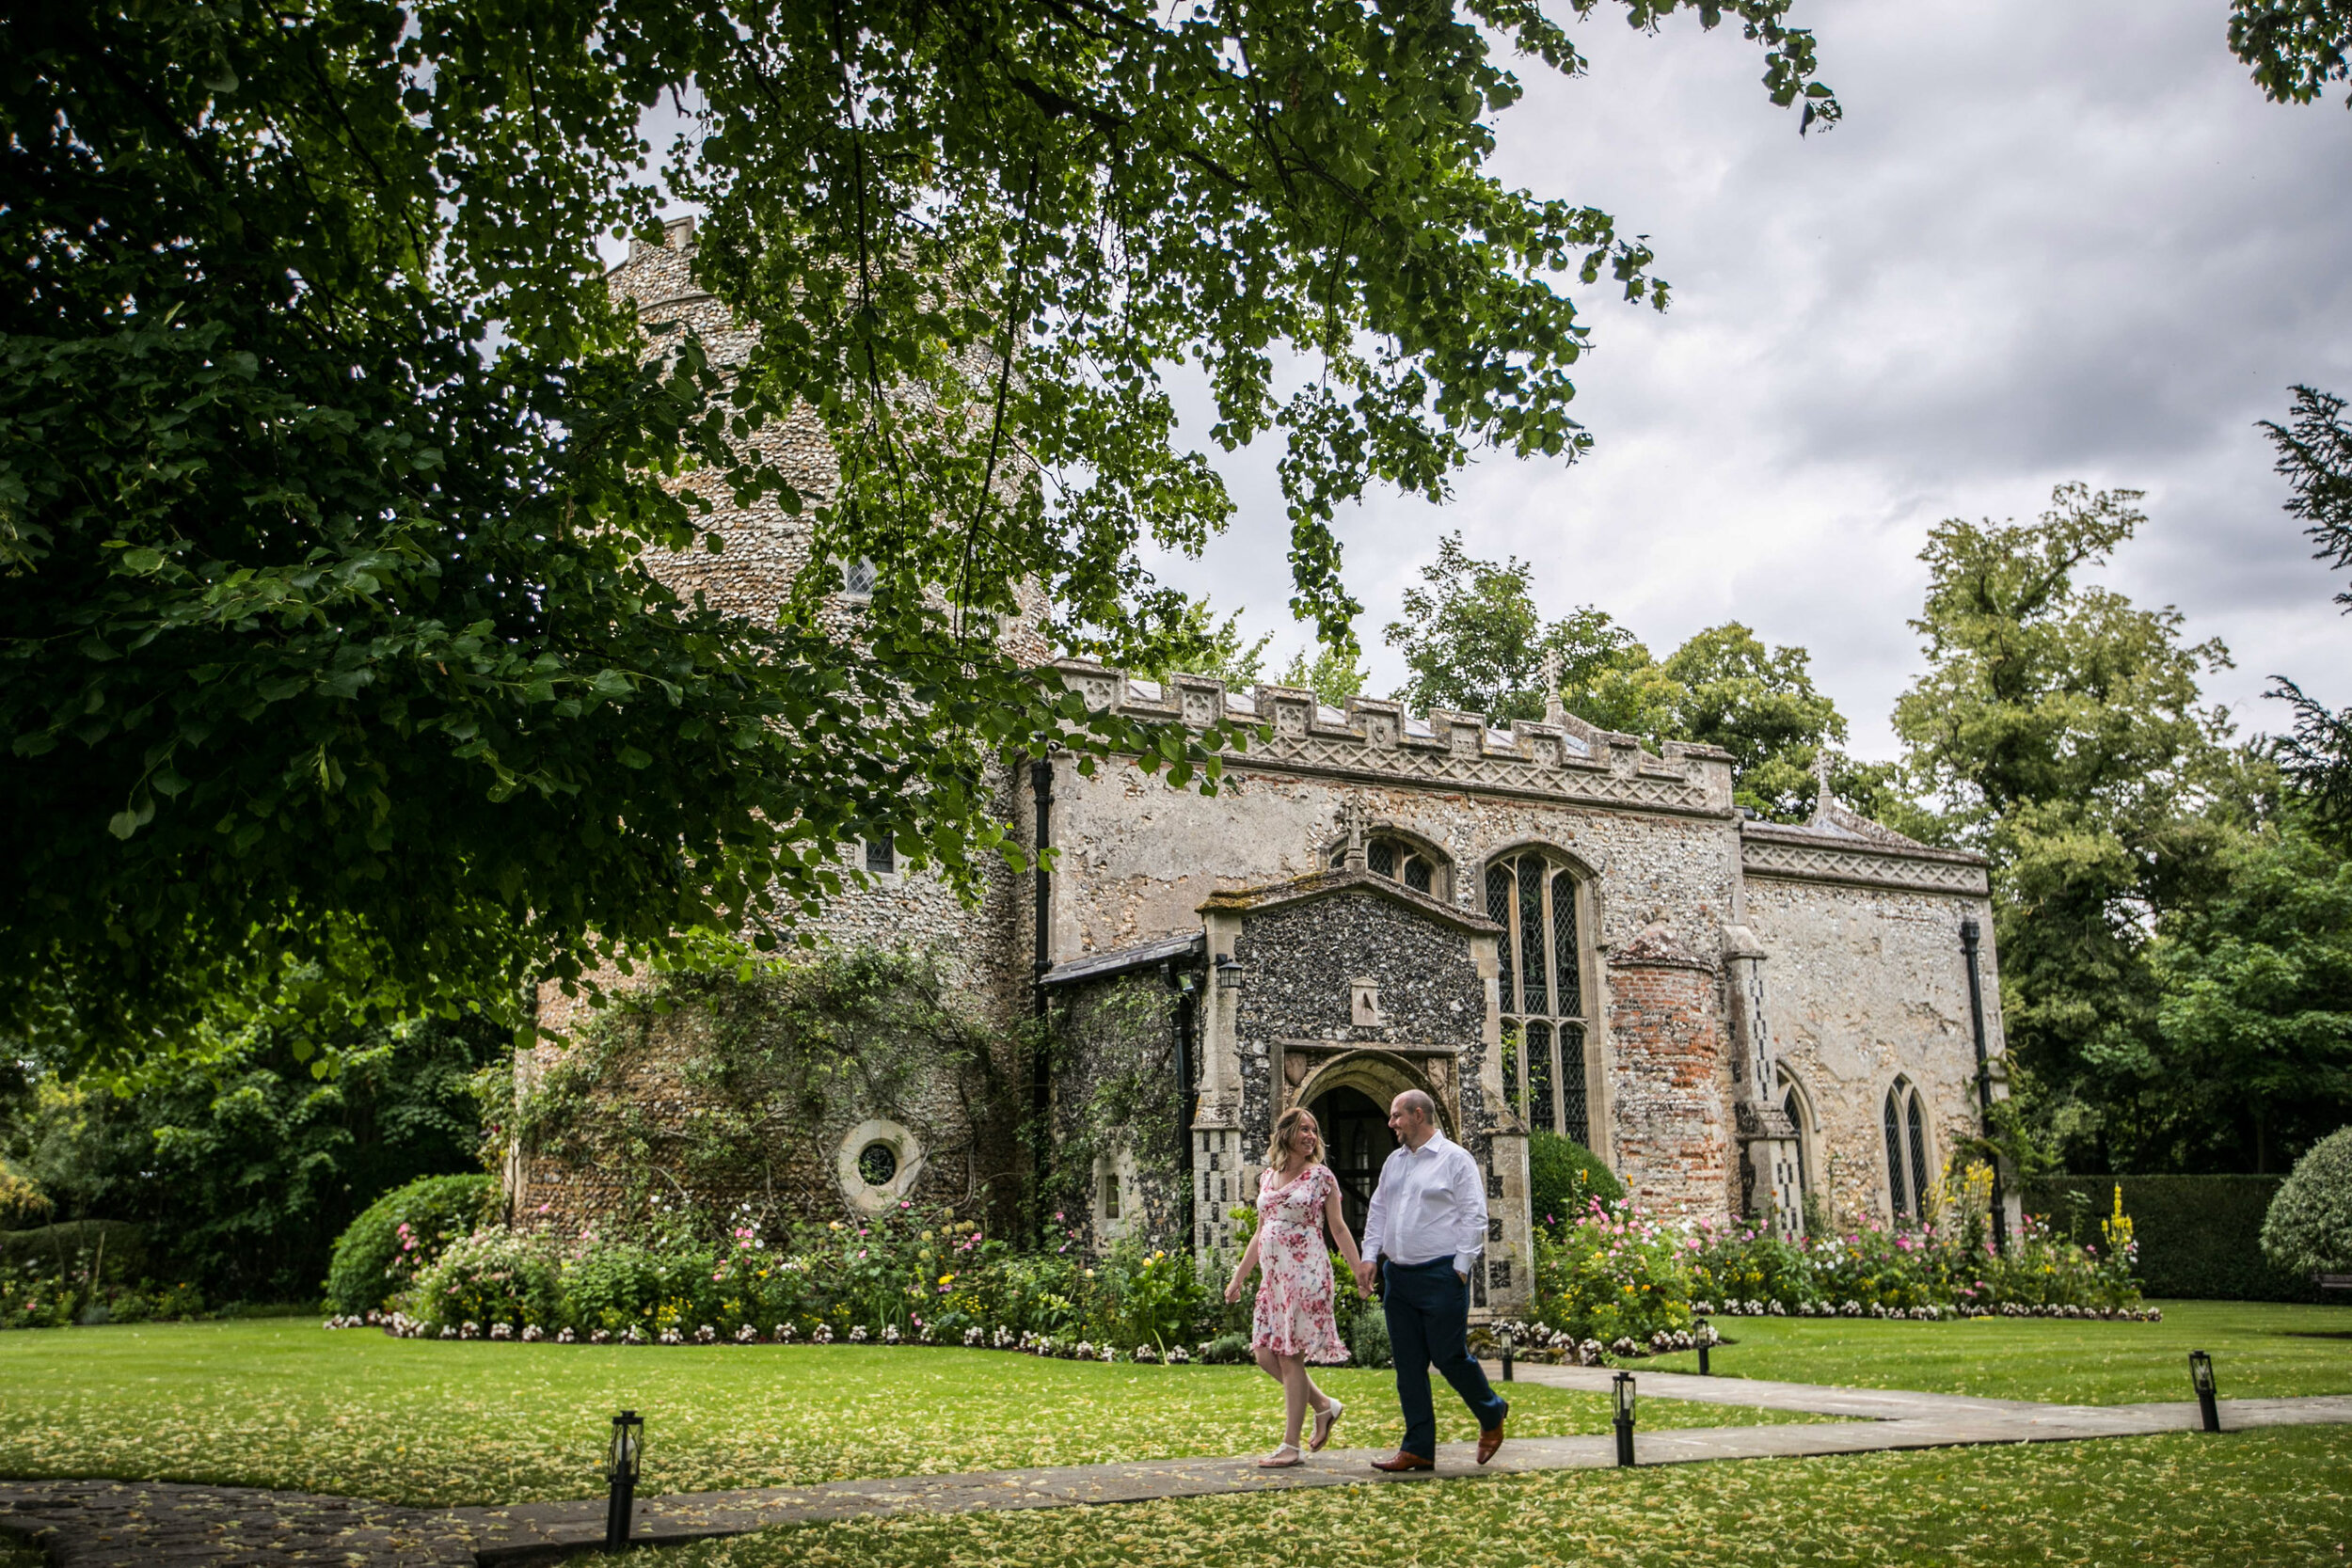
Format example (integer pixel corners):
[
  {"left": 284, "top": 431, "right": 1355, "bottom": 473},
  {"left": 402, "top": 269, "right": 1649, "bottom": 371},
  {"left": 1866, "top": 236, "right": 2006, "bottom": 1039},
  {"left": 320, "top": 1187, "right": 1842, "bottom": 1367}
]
[{"left": 1251, "top": 1164, "right": 1348, "bottom": 1363}]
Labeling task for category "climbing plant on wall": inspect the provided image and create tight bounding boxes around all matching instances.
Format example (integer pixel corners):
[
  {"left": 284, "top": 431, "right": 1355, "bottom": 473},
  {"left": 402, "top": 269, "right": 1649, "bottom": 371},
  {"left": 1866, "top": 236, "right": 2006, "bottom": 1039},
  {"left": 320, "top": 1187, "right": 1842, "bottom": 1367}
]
[
  {"left": 514, "top": 949, "right": 1025, "bottom": 1225},
  {"left": 1046, "top": 978, "right": 1188, "bottom": 1242}
]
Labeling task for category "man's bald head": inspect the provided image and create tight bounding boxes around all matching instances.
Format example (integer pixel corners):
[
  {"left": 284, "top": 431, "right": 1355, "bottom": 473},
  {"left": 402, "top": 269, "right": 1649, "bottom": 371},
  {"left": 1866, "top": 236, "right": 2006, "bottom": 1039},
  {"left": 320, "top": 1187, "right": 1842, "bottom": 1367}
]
[{"left": 1389, "top": 1088, "right": 1437, "bottom": 1148}]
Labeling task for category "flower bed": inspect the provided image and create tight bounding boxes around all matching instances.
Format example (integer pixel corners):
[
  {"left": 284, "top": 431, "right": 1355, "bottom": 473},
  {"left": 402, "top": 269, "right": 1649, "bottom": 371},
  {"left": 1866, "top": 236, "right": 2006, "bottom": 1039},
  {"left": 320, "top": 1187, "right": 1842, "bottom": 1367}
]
[
  {"left": 1519, "top": 1178, "right": 2149, "bottom": 1356},
  {"left": 325, "top": 1198, "right": 1263, "bottom": 1360}
]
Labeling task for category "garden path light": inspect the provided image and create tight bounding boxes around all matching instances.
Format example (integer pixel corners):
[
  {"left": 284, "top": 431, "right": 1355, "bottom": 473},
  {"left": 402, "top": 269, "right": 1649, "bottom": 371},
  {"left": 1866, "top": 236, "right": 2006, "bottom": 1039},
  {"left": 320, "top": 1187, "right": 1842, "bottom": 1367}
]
[
  {"left": 605, "top": 1410, "right": 644, "bottom": 1552},
  {"left": 1613, "top": 1371, "right": 1637, "bottom": 1466},
  {"left": 2189, "top": 1351, "right": 2220, "bottom": 1433}
]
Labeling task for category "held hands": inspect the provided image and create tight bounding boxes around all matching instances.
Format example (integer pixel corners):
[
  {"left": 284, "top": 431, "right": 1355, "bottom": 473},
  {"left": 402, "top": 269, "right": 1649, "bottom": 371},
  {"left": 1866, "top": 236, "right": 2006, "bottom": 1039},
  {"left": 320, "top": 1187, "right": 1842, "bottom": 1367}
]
[{"left": 1351, "top": 1258, "right": 1376, "bottom": 1297}]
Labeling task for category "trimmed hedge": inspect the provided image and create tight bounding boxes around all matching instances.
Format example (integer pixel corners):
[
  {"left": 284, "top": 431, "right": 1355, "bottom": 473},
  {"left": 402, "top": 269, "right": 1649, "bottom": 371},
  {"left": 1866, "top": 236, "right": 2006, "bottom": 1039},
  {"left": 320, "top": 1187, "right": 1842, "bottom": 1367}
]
[
  {"left": 1528, "top": 1131, "right": 1625, "bottom": 1230},
  {"left": 325, "top": 1173, "right": 500, "bottom": 1314},
  {"left": 2026, "top": 1176, "right": 2332, "bottom": 1304}
]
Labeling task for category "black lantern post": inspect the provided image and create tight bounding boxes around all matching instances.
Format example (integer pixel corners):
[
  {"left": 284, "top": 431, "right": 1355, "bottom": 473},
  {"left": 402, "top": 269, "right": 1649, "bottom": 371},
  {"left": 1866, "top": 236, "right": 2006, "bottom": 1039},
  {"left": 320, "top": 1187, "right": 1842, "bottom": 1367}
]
[
  {"left": 1612, "top": 1372, "right": 1637, "bottom": 1466},
  {"left": 2188, "top": 1351, "right": 2220, "bottom": 1433},
  {"left": 1501, "top": 1324, "right": 1515, "bottom": 1383},
  {"left": 1694, "top": 1313, "right": 1711, "bottom": 1377},
  {"left": 605, "top": 1410, "right": 644, "bottom": 1551}
]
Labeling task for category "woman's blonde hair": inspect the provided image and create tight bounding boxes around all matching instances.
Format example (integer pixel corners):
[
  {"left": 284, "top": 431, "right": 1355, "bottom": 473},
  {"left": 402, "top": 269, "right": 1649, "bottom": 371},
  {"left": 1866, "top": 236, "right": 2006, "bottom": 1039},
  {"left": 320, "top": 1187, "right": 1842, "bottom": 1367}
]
[{"left": 1265, "top": 1105, "right": 1323, "bottom": 1170}]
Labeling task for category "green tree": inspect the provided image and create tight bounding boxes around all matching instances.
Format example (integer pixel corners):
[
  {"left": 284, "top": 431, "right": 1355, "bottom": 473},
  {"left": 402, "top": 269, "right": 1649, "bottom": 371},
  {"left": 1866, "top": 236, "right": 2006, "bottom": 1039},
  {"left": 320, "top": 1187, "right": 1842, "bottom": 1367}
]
[
  {"left": 1110, "top": 599, "right": 1273, "bottom": 690},
  {"left": 1277, "top": 642, "right": 1371, "bottom": 707},
  {"left": 0, "top": 1, "right": 1835, "bottom": 1067},
  {"left": 1385, "top": 533, "right": 1644, "bottom": 721},
  {"left": 1383, "top": 534, "right": 1867, "bottom": 818},
  {"left": 2149, "top": 813, "right": 2352, "bottom": 1174},
  {"left": 2260, "top": 386, "right": 2352, "bottom": 842},
  {"left": 2231, "top": 0, "right": 2352, "bottom": 105},
  {"left": 1575, "top": 625, "right": 1867, "bottom": 821},
  {"left": 1892, "top": 483, "right": 2236, "bottom": 1170},
  {"left": 2, "top": 1015, "right": 502, "bottom": 1300}
]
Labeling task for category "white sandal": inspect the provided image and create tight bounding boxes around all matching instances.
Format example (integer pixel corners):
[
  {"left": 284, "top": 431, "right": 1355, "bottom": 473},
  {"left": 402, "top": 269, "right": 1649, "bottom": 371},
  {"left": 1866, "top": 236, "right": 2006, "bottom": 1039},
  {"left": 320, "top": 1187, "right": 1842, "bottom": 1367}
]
[
  {"left": 1310, "top": 1399, "right": 1344, "bottom": 1452},
  {"left": 1258, "top": 1442, "right": 1305, "bottom": 1468}
]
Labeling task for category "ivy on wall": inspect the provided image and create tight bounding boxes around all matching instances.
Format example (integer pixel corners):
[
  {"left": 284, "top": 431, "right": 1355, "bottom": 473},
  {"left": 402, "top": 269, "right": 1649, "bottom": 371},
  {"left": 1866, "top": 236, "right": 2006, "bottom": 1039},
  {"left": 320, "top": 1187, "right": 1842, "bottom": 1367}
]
[
  {"left": 1047, "top": 976, "right": 1189, "bottom": 1243},
  {"left": 514, "top": 948, "right": 1028, "bottom": 1227}
]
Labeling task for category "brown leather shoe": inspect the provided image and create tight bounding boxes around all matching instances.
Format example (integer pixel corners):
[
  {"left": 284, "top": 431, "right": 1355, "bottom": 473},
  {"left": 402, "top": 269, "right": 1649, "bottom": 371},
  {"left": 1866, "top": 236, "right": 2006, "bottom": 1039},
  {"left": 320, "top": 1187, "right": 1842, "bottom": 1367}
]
[
  {"left": 1370, "top": 1450, "right": 1435, "bottom": 1473},
  {"left": 1476, "top": 1420, "right": 1505, "bottom": 1465}
]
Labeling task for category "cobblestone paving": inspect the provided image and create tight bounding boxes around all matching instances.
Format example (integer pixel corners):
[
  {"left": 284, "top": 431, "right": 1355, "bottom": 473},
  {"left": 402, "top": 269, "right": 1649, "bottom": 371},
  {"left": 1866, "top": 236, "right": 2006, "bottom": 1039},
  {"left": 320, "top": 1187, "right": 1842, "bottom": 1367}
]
[
  {"left": 0, "top": 1479, "right": 481, "bottom": 1567},
  {"left": 5, "top": 1377, "right": 2347, "bottom": 1566}
]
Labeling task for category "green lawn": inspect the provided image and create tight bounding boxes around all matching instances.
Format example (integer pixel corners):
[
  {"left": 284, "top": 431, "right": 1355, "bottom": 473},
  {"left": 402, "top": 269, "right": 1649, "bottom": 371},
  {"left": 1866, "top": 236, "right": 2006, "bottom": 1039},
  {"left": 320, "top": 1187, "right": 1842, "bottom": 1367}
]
[
  {"left": 1640, "top": 1299, "right": 2352, "bottom": 1405},
  {"left": 642, "top": 1426, "right": 2352, "bottom": 1568},
  {"left": 0, "top": 1322, "right": 1817, "bottom": 1508}
]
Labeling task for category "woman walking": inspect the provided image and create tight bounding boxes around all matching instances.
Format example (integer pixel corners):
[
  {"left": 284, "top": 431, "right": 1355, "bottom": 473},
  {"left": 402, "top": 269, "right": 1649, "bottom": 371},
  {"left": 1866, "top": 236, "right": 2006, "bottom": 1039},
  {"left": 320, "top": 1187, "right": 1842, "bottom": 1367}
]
[{"left": 1226, "top": 1105, "right": 1367, "bottom": 1466}]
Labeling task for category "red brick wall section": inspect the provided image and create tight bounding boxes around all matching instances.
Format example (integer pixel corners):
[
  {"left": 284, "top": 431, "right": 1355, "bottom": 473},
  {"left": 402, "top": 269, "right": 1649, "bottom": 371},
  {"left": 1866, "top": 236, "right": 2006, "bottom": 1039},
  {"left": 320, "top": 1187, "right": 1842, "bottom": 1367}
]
[{"left": 1606, "top": 956, "right": 1735, "bottom": 1219}]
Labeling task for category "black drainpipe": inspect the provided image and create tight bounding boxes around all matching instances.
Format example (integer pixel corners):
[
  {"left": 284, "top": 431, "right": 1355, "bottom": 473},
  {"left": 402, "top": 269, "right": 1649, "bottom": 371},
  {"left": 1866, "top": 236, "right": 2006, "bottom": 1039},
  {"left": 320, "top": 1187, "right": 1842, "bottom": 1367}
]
[
  {"left": 1030, "top": 757, "right": 1055, "bottom": 1239},
  {"left": 1961, "top": 917, "right": 2008, "bottom": 1251}
]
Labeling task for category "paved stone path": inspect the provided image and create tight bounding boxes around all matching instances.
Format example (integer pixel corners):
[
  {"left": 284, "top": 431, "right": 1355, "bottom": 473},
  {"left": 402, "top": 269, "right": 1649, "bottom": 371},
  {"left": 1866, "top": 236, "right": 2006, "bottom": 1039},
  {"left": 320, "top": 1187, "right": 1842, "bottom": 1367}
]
[{"left": 5, "top": 1368, "right": 2347, "bottom": 1566}]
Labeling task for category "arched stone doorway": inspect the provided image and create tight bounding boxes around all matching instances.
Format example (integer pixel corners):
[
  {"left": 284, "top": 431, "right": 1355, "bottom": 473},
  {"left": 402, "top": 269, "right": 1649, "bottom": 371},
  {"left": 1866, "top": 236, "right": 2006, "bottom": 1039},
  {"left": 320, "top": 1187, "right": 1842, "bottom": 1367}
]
[
  {"left": 1290, "top": 1048, "right": 1455, "bottom": 1244},
  {"left": 1308, "top": 1085, "right": 1396, "bottom": 1243}
]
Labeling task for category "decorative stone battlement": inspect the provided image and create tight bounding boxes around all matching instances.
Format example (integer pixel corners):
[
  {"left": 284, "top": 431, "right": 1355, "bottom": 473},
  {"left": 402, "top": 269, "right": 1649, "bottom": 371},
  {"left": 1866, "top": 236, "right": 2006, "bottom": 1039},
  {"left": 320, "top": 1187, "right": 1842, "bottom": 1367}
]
[
  {"left": 1050, "top": 658, "right": 1737, "bottom": 818},
  {"left": 1740, "top": 818, "right": 1990, "bottom": 895}
]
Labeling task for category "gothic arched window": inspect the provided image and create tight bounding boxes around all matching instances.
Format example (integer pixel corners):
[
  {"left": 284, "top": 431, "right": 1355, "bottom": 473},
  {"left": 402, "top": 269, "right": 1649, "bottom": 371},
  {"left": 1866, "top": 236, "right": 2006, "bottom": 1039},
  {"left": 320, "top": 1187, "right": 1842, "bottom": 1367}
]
[
  {"left": 1329, "top": 833, "right": 1447, "bottom": 899},
  {"left": 1776, "top": 1067, "right": 1816, "bottom": 1198},
  {"left": 1884, "top": 1077, "right": 1931, "bottom": 1222},
  {"left": 1487, "top": 848, "right": 1593, "bottom": 1147}
]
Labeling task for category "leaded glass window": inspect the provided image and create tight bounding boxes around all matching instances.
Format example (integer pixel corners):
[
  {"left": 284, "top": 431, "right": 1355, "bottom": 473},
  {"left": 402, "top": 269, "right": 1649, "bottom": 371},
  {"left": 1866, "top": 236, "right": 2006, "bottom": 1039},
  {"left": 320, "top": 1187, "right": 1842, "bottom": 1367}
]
[
  {"left": 1330, "top": 834, "right": 1444, "bottom": 897},
  {"left": 1488, "top": 849, "right": 1593, "bottom": 1147},
  {"left": 1884, "top": 1078, "right": 1931, "bottom": 1222}
]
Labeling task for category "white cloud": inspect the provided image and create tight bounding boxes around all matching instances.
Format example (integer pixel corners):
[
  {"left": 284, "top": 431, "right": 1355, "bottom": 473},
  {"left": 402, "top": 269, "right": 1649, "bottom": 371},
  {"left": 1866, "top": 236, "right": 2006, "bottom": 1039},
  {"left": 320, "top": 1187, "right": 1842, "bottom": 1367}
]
[{"left": 1143, "top": 0, "right": 2352, "bottom": 759}]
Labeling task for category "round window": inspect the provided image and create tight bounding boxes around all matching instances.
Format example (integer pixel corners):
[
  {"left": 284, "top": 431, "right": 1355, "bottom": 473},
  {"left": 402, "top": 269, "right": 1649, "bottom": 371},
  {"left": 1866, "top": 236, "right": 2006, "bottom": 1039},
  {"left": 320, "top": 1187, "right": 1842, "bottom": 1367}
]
[{"left": 857, "top": 1142, "right": 898, "bottom": 1186}]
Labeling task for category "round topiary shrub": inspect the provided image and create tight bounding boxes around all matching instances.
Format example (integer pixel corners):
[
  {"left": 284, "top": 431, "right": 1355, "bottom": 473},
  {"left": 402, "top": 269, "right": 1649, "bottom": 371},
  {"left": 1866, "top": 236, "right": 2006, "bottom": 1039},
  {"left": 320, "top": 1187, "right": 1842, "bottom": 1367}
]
[
  {"left": 2263, "top": 1125, "right": 2352, "bottom": 1280},
  {"left": 1527, "top": 1131, "right": 1626, "bottom": 1231},
  {"left": 326, "top": 1173, "right": 499, "bottom": 1315}
]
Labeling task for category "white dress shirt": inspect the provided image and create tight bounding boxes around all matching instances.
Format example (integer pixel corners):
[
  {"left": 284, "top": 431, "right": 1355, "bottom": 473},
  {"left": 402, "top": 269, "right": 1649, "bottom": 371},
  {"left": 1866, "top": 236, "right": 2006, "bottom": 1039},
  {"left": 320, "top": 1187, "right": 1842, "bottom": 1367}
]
[{"left": 1360, "top": 1130, "right": 1486, "bottom": 1277}]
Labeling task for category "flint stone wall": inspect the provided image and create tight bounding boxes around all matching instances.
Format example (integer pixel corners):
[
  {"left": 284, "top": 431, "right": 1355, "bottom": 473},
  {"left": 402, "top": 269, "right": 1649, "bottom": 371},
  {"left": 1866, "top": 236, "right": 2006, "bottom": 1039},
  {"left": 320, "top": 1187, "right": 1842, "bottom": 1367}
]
[
  {"left": 511, "top": 985, "right": 1024, "bottom": 1239},
  {"left": 1740, "top": 873, "right": 2005, "bottom": 1228}
]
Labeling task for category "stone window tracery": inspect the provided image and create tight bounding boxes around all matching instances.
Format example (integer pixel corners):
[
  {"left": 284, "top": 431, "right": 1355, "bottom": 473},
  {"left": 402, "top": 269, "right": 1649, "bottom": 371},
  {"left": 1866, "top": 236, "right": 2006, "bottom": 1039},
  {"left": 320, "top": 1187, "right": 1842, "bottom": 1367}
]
[
  {"left": 1327, "top": 833, "right": 1448, "bottom": 899},
  {"left": 1776, "top": 1066, "right": 1817, "bottom": 1198},
  {"left": 1884, "top": 1077, "right": 1931, "bottom": 1222},
  {"left": 1486, "top": 848, "right": 1592, "bottom": 1147}
]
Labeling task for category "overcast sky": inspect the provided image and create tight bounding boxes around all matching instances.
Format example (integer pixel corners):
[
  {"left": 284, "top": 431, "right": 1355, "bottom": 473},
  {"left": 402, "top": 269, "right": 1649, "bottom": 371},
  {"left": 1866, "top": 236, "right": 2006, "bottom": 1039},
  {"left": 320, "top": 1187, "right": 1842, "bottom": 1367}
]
[{"left": 1139, "top": 0, "right": 2352, "bottom": 759}]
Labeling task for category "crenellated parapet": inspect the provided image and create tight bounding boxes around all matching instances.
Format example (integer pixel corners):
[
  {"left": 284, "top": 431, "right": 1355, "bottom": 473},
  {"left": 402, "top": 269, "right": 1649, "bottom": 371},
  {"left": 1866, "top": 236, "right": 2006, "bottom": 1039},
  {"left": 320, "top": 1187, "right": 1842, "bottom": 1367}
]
[{"left": 1050, "top": 658, "right": 1737, "bottom": 818}]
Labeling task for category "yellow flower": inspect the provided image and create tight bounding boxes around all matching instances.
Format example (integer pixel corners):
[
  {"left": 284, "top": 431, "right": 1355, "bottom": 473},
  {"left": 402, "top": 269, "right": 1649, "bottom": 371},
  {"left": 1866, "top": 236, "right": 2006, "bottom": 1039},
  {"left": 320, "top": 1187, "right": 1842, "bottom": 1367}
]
[{"left": 938, "top": 1274, "right": 955, "bottom": 1286}]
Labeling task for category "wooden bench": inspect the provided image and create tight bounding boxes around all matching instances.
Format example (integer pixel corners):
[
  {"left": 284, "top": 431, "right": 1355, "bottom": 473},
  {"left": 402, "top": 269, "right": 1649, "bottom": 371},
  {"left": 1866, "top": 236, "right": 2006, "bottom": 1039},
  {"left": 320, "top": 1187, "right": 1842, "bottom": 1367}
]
[{"left": 2319, "top": 1275, "right": 2352, "bottom": 1292}]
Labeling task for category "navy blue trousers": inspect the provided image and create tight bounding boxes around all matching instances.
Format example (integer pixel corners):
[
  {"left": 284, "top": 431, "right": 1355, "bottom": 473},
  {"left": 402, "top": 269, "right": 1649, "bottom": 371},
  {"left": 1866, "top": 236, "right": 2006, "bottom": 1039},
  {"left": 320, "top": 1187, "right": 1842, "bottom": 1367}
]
[{"left": 1380, "top": 1256, "right": 1507, "bottom": 1459}]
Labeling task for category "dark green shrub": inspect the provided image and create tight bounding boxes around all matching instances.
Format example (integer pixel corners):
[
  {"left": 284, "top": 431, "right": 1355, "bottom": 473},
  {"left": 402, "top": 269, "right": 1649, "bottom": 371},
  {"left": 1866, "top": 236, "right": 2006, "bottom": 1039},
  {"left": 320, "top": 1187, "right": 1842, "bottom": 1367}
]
[
  {"left": 0, "top": 1220, "right": 147, "bottom": 1283},
  {"left": 325, "top": 1173, "right": 497, "bottom": 1314},
  {"left": 1199, "top": 1331, "right": 1252, "bottom": 1365},
  {"left": 1527, "top": 1132, "right": 1624, "bottom": 1231},
  {"left": 1349, "top": 1307, "right": 1392, "bottom": 1369},
  {"left": 2027, "top": 1175, "right": 2326, "bottom": 1302},
  {"left": 2265, "top": 1125, "right": 2352, "bottom": 1279}
]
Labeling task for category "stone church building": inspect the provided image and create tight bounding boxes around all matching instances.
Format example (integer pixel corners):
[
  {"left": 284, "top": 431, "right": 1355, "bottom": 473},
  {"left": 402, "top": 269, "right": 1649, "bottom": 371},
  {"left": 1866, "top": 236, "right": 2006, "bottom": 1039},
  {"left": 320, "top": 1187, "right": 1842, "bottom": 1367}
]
[{"left": 511, "top": 221, "right": 2018, "bottom": 1313}]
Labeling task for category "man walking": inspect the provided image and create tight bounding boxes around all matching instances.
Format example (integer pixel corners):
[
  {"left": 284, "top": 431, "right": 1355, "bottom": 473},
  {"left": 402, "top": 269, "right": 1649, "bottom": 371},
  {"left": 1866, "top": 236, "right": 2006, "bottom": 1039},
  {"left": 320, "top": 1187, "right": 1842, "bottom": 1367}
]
[{"left": 1353, "top": 1088, "right": 1507, "bottom": 1470}]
